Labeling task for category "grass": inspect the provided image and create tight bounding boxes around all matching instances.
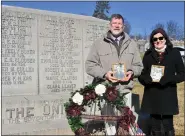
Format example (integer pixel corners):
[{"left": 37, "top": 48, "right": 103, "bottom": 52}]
[{"left": 133, "top": 82, "right": 184, "bottom": 135}]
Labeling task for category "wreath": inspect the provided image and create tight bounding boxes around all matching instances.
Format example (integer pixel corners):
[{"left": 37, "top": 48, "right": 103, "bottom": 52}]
[{"left": 64, "top": 80, "right": 143, "bottom": 136}]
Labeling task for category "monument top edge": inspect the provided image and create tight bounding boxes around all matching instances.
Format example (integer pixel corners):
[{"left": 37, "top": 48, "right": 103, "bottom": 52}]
[{"left": 2, "top": 5, "right": 109, "bottom": 23}]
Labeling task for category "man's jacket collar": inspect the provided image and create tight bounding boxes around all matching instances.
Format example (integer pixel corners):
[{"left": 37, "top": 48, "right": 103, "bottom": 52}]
[{"left": 103, "top": 30, "right": 130, "bottom": 44}]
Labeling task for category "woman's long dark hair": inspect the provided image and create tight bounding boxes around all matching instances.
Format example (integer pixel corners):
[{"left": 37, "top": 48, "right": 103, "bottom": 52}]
[{"left": 149, "top": 28, "right": 173, "bottom": 49}]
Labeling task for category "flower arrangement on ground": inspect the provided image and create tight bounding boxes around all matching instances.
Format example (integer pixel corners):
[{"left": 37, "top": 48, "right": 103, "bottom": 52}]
[{"left": 64, "top": 80, "right": 144, "bottom": 136}]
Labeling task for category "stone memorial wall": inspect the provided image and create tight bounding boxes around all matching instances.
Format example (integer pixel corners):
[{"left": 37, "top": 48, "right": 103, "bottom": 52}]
[
  {"left": 1, "top": 5, "right": 154, "bottom": 135},
  {"left": 2, "top": 5, "right": 109, "bottom": 135}
]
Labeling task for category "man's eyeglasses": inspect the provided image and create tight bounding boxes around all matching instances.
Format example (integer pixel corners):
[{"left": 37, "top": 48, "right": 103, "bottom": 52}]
[{"left": 153, "top": 36, "right": 164, "bottom": 42}]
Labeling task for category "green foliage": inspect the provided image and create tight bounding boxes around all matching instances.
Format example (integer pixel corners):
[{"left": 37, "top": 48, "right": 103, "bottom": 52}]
[
  {"left": 114, "top": 93, "right": 127, "bottom": 109},
  {"left": 93, "top": 1, "right": 110, "bottom": 20},
  {"left": 64, "top": 102, "right": 70, "bottom": 109},
  {"left": 68, "top": 116, "right": 84, "bottom": 132},
  {"left": 92, "top": 1, "right": 132, "bottom": 34}
]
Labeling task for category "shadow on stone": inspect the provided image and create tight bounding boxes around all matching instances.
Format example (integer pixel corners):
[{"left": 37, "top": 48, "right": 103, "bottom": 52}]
[
  {"left": 132, "top": 93, "right": 151, "bottom": 135},
  {"left": 132, "top": 93, "right": 140, "bottom": 113}
]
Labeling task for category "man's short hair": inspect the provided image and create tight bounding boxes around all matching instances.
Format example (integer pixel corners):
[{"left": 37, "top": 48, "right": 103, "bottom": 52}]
[{"left": 110, "top": 14, "right": 124, "bottom": 23}]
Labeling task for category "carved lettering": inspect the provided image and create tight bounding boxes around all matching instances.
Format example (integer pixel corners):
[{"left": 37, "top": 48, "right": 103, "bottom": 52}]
[
  {"left": 16, "top": 108, "right": 24, "bottom": 118},
  {"left": 2, "top": 9, "right": 37, "bottom": 96},
  {"left": 26, "top": 107, "right": 34, "bottom": 117},
  {"left": 6, "top": 108, "right": 15, "bottom": 119},
  {"left": 3, "top": 100, "right": 65, "bottom": 124}
]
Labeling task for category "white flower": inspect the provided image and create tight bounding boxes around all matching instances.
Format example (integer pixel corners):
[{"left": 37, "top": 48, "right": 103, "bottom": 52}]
[
  {"left": 95, "top": 84, "right": 106, "bottom": 96},
  {"left": 72, "top": 92, "right": 83, "bottom": 105}
]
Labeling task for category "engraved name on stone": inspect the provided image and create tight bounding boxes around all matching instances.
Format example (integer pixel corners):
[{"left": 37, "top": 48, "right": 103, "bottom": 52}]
[
  {"left": 2, "top": 9, "right": 38, "bottom": 96},
  {"left": 39, "top": 15, "right": 83, "bottom": 94},
  {"left": 83, "top": 21, "right": 109, "bottom": 85}
]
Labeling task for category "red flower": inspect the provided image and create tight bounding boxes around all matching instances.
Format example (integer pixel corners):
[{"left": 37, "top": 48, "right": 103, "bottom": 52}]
[
  {"left": 84, "top": 93, "right": 91, "bottom": 101},
  {"left": 130, "top": 114, "right": 136, "bottom": 124},
  {"left": 121, "top": 106, "right": 130, "bottom": 114},
  {"left": 66, "top": 104, "right": 85, "bottom": 117},
  {"left": 118, "top": 119, "right": 129, "bottom": 131},
  {"left": 91, "top": 92, "right": 96, "bottom": 99},
  {"left": 105, "top": 86, "right": 118, "bottom": 101},
  {"left": 122, "top": 114, "right": 131, "bottom": 124},
  {"left": 75, "top": 128, "right": 89, "bottom": 136},
  {"left": 120, "top": 107, "right": 136, "bottom": 124},
  {"left": 84, "top": 91, "right": 96, "bottom": 101}
]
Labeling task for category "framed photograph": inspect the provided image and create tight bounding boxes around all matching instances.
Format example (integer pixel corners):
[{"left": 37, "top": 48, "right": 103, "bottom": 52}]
[
  {"left": 112, "top": 63, "right": 126, "bottom": 80},
  {"left": 150, "top": 65, "right": 165, "bottom": 82}
]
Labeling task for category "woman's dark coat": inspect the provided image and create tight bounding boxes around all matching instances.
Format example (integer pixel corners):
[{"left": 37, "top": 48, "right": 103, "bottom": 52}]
[{"left": 138, "top": 47, "right": 185, "bottom": 115}]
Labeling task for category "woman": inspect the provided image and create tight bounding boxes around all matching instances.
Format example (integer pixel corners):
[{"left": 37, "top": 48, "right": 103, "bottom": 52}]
[{"left": 138, "top": 28, "right": 185, "bottom": 136}]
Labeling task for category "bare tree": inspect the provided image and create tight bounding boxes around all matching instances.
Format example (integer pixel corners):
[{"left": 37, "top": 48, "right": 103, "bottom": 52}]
[
  {"left": 151, "top": 20, "right": 183, "bottom": 40},
  {"left": 124, "top": 19, "right": 131, "bottom": 34},
  {"left": 176, "top": 25, "right": 184, "bottom": 40},
  {"left": 137, "top": 34, "right": 143, "bottom": 40},
  {"left": 152, "top": 22, "right": 165, "bottom": 30},
  {"left": 166, "top": 20, "right": 179, "bottom": 39},
  {"left": 143, "top": 28, "right": 148, "bottom": 40},
  {"left": 133, "top": 33, "right": 143, "bottom": 40}
]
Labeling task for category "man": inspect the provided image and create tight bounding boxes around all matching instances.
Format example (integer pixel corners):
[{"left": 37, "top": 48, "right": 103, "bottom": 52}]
[{"left": 85, "top": 14, "right": 143, "bottom": 135}]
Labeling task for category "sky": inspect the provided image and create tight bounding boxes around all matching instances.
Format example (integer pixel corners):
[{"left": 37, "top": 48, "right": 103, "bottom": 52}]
[{"left": 1, "top": 1, "right": 184, "bottom": 35}]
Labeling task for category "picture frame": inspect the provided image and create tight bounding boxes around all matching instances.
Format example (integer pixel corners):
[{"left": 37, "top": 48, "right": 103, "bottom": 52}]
[
  {"left": 112, "top": 63, "right": 126, "bottom": 80},
  {"left": 150, "top": 65, "right": 165, "bottom": 82}
]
